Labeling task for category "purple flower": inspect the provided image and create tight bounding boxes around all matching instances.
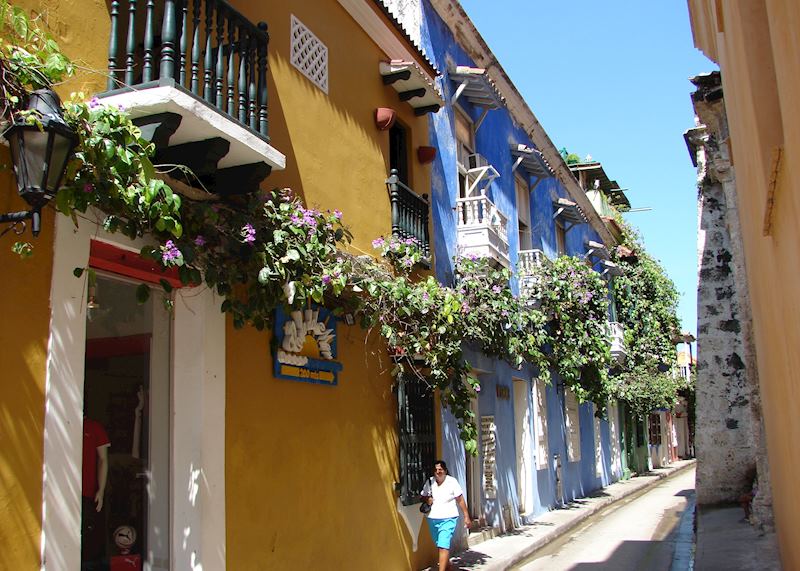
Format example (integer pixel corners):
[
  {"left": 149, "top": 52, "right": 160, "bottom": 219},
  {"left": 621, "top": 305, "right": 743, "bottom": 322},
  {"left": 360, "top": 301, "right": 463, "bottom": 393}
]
[
  {"left": 336, "top": 257, "right": 344, "bottom": 264},
  {"left": 405, "top": 237, "right": 416, "bottom": 245},
  {"left": 88, "top": 97, "right": 101, "bottom": 109},
  {"left": 242, "top": 223, "right": 256, "bottom": 244},
  {"left": 475, "top": 384, "right": 481, "bottom": 393},
  {"left": 161, "top": 240, "right": 182, "bottom": 264},
  {"left": 372, "top": 237, "right": 386, "bottom": 249},
  {"left": 467, "top": 253, "right": 479, "bottom": 261},
  {"left": 83, "top": 183, "right": 94, "bottom": 193},
  {"left": 422, "top": 292, "right": 430, "bottom": 301},
  {"left": 290, "top": 215, "right": 302, "bottom": 225},
  {"left": 334, "top": 209, "right": 343, "bottom": 220},
  {"left": 492, "top": 285, "right": 502, "bottom": 294},
  {"left": 322, "top": 274, "right": 331, "bottom": 285},
  {"left": 461, "top": 303, "right": 471, "bottom": 314},
  {"left": 403, "top": 257, "right": 414, "bottom": 267},
  {"left": 117, "top": 104, "right": 125, "bottom": 112},
  {"left": 194, "top": 235, "right": 206, "bottom": 247}
]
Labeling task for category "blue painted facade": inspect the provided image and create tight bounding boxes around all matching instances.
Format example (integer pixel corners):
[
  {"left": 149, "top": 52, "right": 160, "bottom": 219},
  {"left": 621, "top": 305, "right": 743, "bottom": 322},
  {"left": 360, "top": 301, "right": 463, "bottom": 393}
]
[{"left": 415, "top": 0, "right": 623, "bottom": 541}]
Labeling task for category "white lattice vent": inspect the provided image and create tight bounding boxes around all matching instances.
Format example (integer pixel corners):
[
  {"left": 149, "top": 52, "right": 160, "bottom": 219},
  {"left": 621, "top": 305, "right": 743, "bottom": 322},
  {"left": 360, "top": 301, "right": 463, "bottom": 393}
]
[{"left": 290, "top": 15, "right": 329, "bottom": 93}]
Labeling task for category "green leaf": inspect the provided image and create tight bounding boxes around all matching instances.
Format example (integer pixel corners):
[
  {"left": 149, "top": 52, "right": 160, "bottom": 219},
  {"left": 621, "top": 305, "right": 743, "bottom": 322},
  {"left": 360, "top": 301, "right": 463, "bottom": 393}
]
[
  {"left": 135, "top": 283, "right": 150, "bottom": 304},
  {"left": 73, "top": 267, "right": 85, "bottom": 278},
  {"left": 159, "top": 278, "right": 173, "bottom": 293}
]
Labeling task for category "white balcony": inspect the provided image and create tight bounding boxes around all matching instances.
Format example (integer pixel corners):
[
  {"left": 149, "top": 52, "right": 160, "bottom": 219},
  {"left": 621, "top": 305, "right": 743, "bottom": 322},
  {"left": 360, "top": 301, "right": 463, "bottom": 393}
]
[
  {"left": 456, "top": 195, "right": 510, "bottom": 267},
  {"left": 518, "top": 249, "right": 547, "bottom": 298},
  {"left": 609, "top": 321, "right": 627, "bottom": 361}
]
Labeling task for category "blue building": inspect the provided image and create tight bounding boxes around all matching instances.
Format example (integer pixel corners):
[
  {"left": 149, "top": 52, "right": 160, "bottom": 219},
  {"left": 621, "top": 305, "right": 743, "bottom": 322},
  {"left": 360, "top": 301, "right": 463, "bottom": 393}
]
[{"left": 386, "top": 0, "right": 629, "bottom": 549}]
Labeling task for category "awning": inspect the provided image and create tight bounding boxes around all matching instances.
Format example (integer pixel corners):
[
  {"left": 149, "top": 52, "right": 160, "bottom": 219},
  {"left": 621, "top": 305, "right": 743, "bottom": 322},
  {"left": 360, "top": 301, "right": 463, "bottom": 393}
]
[
  {"left": 585, "top": 240, "right": 610, "bottom": 260},
  {"left": 511, "top": 144, "right": 553, "bottom": 180},
  {"left": 380, "top": 60, "right": 444, "bottom": 116},
  {"left": 553, "top": 197, "right": 586, "bottom": 228},
  {"left": 569, "top": 160, "right": 631, "bottom": 210},
  {"left": 449, "top": 65, "right": 504, "bottom": 116},
  {"left": 600, "top": 260, "right": 624, "bottom": 277}
]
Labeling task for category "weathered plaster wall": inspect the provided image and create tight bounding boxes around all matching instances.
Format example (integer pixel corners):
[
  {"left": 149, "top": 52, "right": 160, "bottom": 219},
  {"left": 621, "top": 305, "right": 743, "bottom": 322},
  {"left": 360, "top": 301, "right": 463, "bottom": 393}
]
[{"left": 690, "top": 76, "right": 772, "bottom": 526}]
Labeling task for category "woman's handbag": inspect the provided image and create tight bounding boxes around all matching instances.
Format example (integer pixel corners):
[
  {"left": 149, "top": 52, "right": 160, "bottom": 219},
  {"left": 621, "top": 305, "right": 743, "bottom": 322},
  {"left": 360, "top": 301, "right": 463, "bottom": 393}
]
[{"left": 419, "top": 477, "right": 434, "bottom": 514}]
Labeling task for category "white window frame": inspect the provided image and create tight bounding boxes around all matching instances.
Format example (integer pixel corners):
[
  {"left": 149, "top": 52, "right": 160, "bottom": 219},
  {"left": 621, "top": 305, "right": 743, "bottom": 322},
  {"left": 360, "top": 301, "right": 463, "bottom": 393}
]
[
  {"left": 533, "top": 379, "right": 549, "bottom": 470},
  {"left": 516, "top": 174, "right": 532, "bottom": 251},
  {"left": 40, "top": 212, "right": 226, "bottom": 570},
  {"left": 594, "top": 404, "right": 603, "bottom": 478},
  {"left": 512, "top": 378, "right": 533, "bottom": 515},
  {"left": 565, "top": 388, "right": 581, "bottom": 463}
]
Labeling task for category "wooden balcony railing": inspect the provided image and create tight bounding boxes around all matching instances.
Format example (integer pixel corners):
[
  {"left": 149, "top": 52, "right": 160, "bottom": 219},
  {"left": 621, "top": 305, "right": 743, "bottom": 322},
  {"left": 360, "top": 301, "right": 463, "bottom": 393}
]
[
  {"left": 386, "top": 169, "right": 431, "bottom": 260},
  {"left": 107, "top": 0, "right": 270, "bottom": 139}
]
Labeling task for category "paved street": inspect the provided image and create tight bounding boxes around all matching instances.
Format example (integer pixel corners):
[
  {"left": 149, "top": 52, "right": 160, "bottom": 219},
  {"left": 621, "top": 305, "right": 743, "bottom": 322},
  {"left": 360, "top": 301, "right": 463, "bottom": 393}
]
[{"left": 512, "top": 468, "right": 696, "bottom": 571}]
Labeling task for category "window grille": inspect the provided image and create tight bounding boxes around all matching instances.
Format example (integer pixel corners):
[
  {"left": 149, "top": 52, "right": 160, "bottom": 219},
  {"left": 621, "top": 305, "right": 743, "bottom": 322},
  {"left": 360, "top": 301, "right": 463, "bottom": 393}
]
[
  {"left": 290, "top": 15, "right": 328, "bottom": 93},
  {"left": 648, "top": 413, "right": 663, "bottom": 445},
  {"left": 397, "top": 374, "right": 436, "bottom": 505}
]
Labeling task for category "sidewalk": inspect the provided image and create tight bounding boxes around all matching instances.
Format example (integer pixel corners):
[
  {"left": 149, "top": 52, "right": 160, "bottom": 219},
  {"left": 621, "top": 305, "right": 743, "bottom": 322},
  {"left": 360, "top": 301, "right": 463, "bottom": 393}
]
[
  {"left": 429, "top": 459, "right": 696, "bottom": 571},
  {"left": 694, "top": 505, "right": 781, "bottom": 570}
]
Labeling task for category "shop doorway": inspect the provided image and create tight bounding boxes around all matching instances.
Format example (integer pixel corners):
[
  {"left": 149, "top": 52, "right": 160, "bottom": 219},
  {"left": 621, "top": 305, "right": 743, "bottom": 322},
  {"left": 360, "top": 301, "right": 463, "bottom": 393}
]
[{"left": 81, "top": 274, "right": 171, "bottom": 571}]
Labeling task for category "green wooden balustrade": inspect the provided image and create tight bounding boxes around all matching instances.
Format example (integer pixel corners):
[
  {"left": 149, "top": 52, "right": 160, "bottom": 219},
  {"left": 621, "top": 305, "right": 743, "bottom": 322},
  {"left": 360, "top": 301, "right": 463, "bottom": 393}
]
[
  {"left": 107, "top": 0, "right": 269, "bottom": 140},
  {"left": 386, "top": 169, "right": 431, "bottom": 260}
]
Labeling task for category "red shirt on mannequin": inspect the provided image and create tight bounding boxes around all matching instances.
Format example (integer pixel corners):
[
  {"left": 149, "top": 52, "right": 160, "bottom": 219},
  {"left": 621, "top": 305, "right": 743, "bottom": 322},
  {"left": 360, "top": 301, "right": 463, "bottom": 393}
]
[{"left": 82, "top": 418, "right": 110, "bottom": 498}]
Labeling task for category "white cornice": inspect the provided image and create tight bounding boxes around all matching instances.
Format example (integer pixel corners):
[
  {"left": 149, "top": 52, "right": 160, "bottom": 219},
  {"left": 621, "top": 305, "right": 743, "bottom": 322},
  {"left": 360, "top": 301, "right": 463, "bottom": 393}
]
[{"left": 337, "top": 0, "right": 437, "bottom": 85}]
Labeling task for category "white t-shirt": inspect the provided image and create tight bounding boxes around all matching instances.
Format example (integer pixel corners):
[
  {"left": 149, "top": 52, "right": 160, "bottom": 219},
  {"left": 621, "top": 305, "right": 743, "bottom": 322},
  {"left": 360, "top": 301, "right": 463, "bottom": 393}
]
[{"left": 424, "top": 475, "right": 464, "bottom": 519}]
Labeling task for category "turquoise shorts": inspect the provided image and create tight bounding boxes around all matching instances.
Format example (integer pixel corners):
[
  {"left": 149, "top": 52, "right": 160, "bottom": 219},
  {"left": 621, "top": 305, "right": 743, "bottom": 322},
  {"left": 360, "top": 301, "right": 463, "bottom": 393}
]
[{"left": 427, "top": 517, "right": 458, "bottom": 549}]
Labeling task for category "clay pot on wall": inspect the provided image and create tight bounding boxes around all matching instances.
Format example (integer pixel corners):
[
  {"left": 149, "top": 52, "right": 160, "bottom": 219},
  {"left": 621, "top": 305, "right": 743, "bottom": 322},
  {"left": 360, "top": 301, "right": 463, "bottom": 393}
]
[{"left": 375, "top": 107, "right": 396, "bottom": 131}]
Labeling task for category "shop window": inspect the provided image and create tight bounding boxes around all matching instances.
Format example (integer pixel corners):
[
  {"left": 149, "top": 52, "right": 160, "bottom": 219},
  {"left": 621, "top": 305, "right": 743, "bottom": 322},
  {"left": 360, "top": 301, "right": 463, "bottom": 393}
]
[{"left": 397, "top": 374, "right": 436, "bottom": 505}]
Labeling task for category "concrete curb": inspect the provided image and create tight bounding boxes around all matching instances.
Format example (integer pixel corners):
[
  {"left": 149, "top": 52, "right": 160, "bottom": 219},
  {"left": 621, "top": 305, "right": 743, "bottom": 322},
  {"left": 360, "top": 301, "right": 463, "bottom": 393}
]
[{"left": 444, "top": 459, "right": 697, "bottom": 570}]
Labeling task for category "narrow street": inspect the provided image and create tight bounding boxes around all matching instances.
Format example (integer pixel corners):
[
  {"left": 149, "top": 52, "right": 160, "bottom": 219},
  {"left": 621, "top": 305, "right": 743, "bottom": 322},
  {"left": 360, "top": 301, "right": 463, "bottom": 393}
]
[{"left": 512, "top": 468, "right": 696, "bottom": 571}]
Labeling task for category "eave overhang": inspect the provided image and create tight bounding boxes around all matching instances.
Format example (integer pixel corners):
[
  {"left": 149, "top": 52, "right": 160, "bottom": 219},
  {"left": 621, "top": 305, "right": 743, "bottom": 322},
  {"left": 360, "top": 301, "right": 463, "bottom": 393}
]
[{"left": 380, "top": 60, "right": 444, "bottom": 115}]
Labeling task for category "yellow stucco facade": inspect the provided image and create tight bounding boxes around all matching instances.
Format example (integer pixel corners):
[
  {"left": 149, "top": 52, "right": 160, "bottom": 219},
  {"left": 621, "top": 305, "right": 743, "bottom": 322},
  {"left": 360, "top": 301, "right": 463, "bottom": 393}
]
[
  {"left": 1, "top": 0, "right": 439, "bottom": 568},
  {"left": 688, "top": 1, "right": 800, "bottom": 567}
]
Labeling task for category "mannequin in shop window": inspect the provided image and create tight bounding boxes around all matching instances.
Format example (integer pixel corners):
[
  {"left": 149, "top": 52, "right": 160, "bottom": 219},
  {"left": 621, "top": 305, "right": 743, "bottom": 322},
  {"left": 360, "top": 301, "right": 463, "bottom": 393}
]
[{"left": 82, "top": 415, "right": 110, "bottom": 569}]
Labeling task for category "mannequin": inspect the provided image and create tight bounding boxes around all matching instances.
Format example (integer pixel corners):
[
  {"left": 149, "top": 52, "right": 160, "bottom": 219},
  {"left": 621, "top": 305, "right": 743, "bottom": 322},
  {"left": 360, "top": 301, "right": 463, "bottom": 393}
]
[{"left": 82, "top": 416, "right": 110, "bottom": 567}]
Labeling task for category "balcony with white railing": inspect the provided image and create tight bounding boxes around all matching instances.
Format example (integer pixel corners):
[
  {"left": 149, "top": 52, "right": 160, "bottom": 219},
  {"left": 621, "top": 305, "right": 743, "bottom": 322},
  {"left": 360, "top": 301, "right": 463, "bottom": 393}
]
[
  {"left": 609, "top": 321, "right": 627, "bottom": 361},
  {"left": 456, "top": 194, "right": 510, "bottom": 267},
  {"left": 518, "top": 248, "right": 547, "bottom": 298}
]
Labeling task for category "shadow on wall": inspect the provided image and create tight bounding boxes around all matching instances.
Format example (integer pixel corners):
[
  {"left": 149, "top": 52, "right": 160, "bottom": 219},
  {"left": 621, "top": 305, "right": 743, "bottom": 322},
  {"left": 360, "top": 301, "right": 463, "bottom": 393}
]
[{"left": 0, "top": 163, "right": 53, "bottom": 570}]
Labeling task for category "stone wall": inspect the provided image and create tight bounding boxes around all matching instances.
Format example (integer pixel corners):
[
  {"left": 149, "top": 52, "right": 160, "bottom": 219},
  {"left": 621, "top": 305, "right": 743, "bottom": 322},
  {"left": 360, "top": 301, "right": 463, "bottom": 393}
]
[{"left": 688, "top": 72, "right": 773, "bottom": 529}]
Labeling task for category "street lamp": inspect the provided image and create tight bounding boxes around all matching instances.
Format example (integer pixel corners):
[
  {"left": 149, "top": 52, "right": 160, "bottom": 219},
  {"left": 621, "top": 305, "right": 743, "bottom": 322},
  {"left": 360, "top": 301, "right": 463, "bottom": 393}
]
[{"left": 2, "top": 88, "right": 77, "bottom": 237}]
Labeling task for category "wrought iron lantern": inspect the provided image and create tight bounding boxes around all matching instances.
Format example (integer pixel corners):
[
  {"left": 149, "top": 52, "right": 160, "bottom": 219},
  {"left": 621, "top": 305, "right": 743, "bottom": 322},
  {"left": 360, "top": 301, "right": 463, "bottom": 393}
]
[{"left": 2, "top": 88, "right": 77, "bottom": 237}]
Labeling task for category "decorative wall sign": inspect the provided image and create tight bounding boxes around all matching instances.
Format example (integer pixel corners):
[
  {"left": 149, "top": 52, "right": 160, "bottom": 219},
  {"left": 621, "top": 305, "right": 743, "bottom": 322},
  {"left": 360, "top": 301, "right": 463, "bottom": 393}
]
[
  {"left": 273, "top": 306, "right": 343, "bottom": 386},
  {"left": 481, "top": 415, "right": 497, "bottom": 499}
]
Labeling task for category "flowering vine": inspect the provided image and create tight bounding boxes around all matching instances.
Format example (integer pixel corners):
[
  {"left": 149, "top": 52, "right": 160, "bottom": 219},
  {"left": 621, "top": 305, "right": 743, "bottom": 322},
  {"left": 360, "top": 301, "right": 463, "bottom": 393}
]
[{"left": 1, "top": 11, "right": 627, "bottom": 452}]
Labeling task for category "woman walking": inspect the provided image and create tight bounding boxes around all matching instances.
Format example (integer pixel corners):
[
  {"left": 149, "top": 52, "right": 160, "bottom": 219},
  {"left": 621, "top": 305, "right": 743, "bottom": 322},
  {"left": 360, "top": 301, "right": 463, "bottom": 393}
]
[{"left": 422, "top": 460, "right": 472, "bottom": 570}]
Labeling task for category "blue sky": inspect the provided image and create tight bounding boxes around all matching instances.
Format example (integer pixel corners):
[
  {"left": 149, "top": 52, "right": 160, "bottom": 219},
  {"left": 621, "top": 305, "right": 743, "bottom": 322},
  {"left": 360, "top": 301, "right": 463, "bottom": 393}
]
[{"left": 459, "top": 0, "right": 715, "bottom": 337}]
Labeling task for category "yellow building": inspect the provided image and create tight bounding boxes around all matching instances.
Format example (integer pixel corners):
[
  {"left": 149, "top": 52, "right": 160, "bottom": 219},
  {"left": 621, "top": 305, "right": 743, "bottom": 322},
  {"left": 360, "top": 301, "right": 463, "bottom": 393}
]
[
  {"left": 688, "top": 1, "right": 800, "bottom": 567},
  {"left": 1, "top": 0, "right": 443, "bottom": 569}
]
